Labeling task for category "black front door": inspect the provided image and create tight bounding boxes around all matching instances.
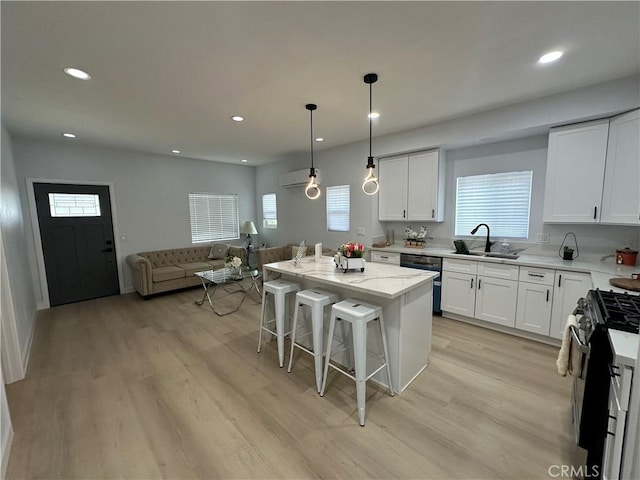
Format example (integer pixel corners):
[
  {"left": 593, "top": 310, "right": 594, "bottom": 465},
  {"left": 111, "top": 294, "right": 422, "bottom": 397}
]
[{"left": 34, "top": 183, "right": 120, "bottom": 306}]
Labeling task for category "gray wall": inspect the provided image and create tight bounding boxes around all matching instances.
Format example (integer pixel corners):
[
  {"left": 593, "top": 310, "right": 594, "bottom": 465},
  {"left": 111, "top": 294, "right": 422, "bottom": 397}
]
[
  {"left": 256, "top": 76, "right": 640, "bottom": 254},
  {"left": 0, "top": 124, "right": 38, "bottom": 365},
  {"left": 11, "top": 139, "right": 257, "bottom": 302}
]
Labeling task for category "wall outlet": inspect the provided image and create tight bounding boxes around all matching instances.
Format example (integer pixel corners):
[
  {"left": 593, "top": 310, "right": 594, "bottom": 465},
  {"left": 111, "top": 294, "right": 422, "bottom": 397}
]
[
  {"left": 355, "top": 227, "right": 365, "bottom": 237},
  {"left": 536, "top": 233, "right": 550, "bottom": 243}
]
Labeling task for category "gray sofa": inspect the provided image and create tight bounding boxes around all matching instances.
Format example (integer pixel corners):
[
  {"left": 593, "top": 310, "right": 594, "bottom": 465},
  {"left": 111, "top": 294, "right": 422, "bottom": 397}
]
[{"left": 127, "top": 244, "right": 246, "bottom": 297}]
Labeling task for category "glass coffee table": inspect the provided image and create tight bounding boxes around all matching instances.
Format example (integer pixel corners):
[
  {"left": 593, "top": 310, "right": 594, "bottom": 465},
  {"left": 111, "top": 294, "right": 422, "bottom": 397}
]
[{"left": 194, "top": 267, "right": 262, "bottom": 316}]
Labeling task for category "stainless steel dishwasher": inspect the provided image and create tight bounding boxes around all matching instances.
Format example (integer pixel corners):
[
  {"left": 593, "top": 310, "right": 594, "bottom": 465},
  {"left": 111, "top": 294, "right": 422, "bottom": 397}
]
[{"left": 400, "top": 253, "right": 442, "bottom": 314}]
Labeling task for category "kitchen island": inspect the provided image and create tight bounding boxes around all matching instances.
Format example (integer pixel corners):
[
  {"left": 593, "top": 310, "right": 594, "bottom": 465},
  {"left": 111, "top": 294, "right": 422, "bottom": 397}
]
[{"left": 263, "top": 256, "right": 438, "bottom": 393}]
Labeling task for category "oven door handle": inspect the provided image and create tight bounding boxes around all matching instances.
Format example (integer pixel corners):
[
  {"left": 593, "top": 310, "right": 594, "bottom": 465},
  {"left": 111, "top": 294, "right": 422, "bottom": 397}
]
[{"left": 570, "top": 325, "right": 590, "bottom": 354}]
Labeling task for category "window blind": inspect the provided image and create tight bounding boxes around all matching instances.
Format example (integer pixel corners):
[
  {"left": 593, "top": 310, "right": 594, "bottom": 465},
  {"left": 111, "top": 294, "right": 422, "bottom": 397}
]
[
  {"left": 455, "top": 171, "right": 532, "bottom": 239},
  {"left": 262, "top": 193, "right": 277, "bottom": 229},
  {"left": 326, "top": 185, "right": 350, "bottom": 232},
  {"left": 188, "top": 193, "right": 239, "bottom": 243}
]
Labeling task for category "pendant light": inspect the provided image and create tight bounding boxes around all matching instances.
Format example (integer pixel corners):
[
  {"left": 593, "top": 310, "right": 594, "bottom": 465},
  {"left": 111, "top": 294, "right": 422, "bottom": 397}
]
[
  {"left": 362, "top": 73, "right": 380, "bottom": 195},
  {"left": 305, "top": 103, "right": 321, "bottom": 200}
]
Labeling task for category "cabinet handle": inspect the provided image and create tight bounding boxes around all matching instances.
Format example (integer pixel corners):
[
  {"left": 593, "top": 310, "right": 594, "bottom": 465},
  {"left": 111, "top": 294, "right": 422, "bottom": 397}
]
[
  {"left": 403, "top": 209, "right": 406, "bottom": 218},
  {"left": 528, "top": 273, "right": 545, "bottom": 278},
  {"left": 478, "top": 279, "right": 481, "bottom": 290},
  {"left": 607, "top": 431, "right": 615, "bottom": 436},
  {"left": 558, "top": 274, "right": 562, "bottom": 288},
  {"left": 609, "top": 364, "right": 620, "bottom": 377},
  {"left": 470, "top": 278, "right": 474, "bottom": 289},
  {"left": 546, "top": 289, "right": 550, "bottom": 302},
  {"left": 593, "top": 206, "right": 597, "bottom": 220},
  {"left": 431, "top": 209, "right": 435, "bottom": 219}
]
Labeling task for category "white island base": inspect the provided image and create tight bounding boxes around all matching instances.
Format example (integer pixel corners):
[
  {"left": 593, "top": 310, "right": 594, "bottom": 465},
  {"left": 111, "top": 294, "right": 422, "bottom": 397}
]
[{"left": 263, "top": 257, "right": 435, "bottom": 393}]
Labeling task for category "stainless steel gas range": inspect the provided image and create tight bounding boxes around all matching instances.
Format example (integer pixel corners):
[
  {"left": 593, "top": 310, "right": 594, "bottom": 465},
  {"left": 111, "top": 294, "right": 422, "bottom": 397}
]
[{"left": 572, "top": 289, "right": 639, "bottom": 480}]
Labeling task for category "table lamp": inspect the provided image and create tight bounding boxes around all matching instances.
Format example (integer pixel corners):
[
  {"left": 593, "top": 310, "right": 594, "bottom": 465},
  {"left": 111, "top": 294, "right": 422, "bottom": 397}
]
[{"left": 240, "top": 221, "right": 258, "bottom": 247}]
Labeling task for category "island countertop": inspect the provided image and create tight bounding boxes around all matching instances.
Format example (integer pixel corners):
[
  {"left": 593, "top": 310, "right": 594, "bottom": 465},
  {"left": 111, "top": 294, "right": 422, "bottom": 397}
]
[{"left": 263, "top": 256, "right": 438, "bottom": 298}]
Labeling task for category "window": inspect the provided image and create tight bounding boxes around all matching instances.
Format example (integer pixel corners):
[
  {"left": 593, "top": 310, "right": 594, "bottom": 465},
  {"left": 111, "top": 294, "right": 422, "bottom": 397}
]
[
  {"left": 262, "top": 193, "right": 277, "bottom": 229},
  {"left": 455, "top": 171, "right": 532, "bottom": 239},
  {"left": 326, "top": 185, "right": 350, "bottom": 232},
  {"left": 188, "top": 193, "right": 239, "bottom": 243},
  {"left": 48, "top": 193, "right": 101, "bottom": 217}
]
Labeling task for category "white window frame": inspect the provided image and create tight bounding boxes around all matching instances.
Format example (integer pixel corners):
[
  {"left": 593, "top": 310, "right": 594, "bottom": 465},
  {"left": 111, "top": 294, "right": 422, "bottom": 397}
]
[
  {"left": 326, "top": 185, "right": 350, "bottom": 232},
  {"left": 262, "top": 193, "right": 277, "bottom": 229},
  {"left": 455, "top": 170, "right": 532, "bottom": 239},
  {"left": 188, "top": 193, "right": 239, "bottom": 243}
]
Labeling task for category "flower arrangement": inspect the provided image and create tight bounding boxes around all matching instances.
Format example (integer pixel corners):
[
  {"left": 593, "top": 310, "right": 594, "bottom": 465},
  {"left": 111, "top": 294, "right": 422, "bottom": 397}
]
[
  {"left": 404, "top": 225, "right": 428, "bottom": 247},
  {"left": 339, "top": 242, "right": 364, "bottom": 258},
  {"left": 225, "top": 255, "right": 242, "bottom": 269}
]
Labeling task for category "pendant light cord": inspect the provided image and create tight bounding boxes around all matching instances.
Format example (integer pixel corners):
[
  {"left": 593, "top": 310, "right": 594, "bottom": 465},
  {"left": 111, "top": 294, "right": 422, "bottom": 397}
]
[
  {"left": 369, "top": 80, "right": 372, "bottom": 159},
  {"left": 310, "top": 108, "right": 314, "bottom": 169}
]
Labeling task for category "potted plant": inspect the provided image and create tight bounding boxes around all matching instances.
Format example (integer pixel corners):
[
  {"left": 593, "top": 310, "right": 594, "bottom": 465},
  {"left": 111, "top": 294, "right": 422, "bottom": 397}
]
[{"left": 563, "top": 246, "right": 574, "bottom": 261}]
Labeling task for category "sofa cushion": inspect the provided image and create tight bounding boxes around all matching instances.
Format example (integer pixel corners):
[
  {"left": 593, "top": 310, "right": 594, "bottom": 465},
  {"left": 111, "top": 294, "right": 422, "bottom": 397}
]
[
  {"left": 209, "top": 243, "right": 229, "bottom": 260},
  {"left": 152, "top": 266, "right": 186, "bottom": 283},
  {"left": 207, "top": 259, "right": 226, "bottom": 269},
  {"left": 177, "top": 262, "right": 213, "bottom": 276}
]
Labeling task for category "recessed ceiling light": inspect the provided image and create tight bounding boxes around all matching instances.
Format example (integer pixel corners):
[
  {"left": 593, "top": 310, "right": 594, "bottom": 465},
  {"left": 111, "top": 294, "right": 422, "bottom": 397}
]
[
  {"left": 61, "top": 133, "right": 76, "bottom": 138},
  {"left": 315, "top": 137, "right": 324, "bottom": 142},
  {"left": 538, "top": 51, "right": 564, "bottom": 64},
  {"left": 241, "top": 159, "right": 248, "bottom": 163},
  {"left": 367, "top": 112, "right": 380, "bottom": 119},
  {"left": 63, "top": 67, "right": 92, "bottom": 80},
  {"left": 171, "top": 149, "right": 181, "bottom": 154},
  {"left": 231, "top": 116, "right": 244, "bottom": 122}
]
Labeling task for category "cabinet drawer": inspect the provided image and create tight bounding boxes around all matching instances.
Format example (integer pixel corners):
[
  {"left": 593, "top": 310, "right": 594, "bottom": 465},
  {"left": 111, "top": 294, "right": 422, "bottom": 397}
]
[
  {"left": 443, "top": 258, "right": 477, "bottom": 274},
  {"left": 371, "top": 251, "right": 400, "bottom": 265},
  {"left": 477, "top": 262, "right": 519, "bottom": 280},
  {"left": 519, "top": 267, "right": 555, "bottom": 286}
]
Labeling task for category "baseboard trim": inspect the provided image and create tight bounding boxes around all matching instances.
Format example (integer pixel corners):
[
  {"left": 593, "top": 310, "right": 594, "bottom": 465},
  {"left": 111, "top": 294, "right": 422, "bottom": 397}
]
[
  {"left": 442, "top": 312, "right": 560, "bottom": 347},
  {"left": 20, "top": 310, "right": 37, "bottom": 375},
  {"left": 121, "top": 286, "right": 135, "bottom": 294},
  {"left": 1, "top": 426, "right": 14, "bottom": 480}
]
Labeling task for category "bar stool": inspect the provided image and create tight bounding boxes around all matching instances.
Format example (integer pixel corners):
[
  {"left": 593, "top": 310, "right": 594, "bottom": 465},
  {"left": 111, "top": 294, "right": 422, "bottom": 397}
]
[
  {"left": 257, "top": 279, "right": 301, "bottom": 367},
  {"left": 287, "top": 288, "right": 340, "bottom": 392},
  {"left": 320, "top": 298, "right": 394, "bottom": 426}
]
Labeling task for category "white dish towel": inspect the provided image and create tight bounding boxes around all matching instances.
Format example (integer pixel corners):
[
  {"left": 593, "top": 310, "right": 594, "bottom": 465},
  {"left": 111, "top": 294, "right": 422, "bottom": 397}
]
[{"left": 557, "top": 314, "right": 579, "bottom": 376}]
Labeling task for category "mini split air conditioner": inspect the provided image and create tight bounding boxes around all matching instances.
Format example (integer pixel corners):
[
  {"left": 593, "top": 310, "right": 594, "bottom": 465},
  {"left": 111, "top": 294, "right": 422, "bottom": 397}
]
[{"left": 279, "top": 169, "right": 322, "bottom": 188}]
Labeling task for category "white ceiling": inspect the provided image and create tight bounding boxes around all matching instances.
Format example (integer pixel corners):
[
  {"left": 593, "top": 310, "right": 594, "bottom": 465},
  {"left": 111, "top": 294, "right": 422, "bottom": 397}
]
[{"left": 2, "top": 1, "right": 639, "bottom": 166}]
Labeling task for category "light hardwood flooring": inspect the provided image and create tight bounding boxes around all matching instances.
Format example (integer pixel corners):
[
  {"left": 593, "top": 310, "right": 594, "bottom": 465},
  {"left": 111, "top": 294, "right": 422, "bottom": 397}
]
[{"left": 5, "top": 283, "right": 575, "bottom": 479}]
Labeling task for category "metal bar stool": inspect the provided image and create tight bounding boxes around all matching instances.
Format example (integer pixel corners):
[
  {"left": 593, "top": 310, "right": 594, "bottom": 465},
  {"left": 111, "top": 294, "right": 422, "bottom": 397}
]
[
  {"left": 320, "top": 298, "right": 394, "bottom": 426},
  {"left": 257, "top": 279, "right": 301, "bottom": 367},
  {"left": 287, "top": 288, "right": 340, "bottom": 392}
]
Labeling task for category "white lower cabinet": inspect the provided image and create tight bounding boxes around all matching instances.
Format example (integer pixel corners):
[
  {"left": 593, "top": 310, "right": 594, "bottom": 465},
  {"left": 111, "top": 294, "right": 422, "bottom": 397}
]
[
  {"left": 515, "top": 267, "right": 555, "bottom": 335},
  {"left": 549, "top": 270, "right": 593, "bottom": 340},
  {"left": 370, "top": 251, "right": 401, "bottom": 265},
  {"left": 475, "top": 275, "right": 518, "bottom": 327},
  {"left": 443, "top": 260, "right": 591, "bottom": 340},
  {"left": 442, "top": 258, "right": 518, "bottom": 327},
  {"left": 441, "top": 270, "right": 476, "bottom": 316}
]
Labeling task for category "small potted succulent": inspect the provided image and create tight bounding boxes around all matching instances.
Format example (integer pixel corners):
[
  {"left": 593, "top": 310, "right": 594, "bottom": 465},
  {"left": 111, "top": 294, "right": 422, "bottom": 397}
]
[{"left": 562, "top": 246, "right": 575, "bottom": 261}]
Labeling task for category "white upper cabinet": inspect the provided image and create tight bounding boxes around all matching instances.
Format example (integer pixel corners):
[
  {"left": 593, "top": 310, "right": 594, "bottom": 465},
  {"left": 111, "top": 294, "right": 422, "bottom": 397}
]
[
  {"left": 601, "top": 109, "right": 640, "bottom": 225},
  {"left": 543, "top": 119, "right": 609, "bottom": 223},
  {"left": 379, "top": 150, "right": 445, "bottom": 222},
  {"left": 378, "top": 156, "right": 408, "bottom": 221}
]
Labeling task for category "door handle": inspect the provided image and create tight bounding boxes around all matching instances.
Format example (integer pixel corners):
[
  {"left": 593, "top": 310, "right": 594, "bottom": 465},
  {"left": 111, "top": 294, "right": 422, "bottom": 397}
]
[{"left": 101, "top": 248, "right": 113, "bottom": 252}]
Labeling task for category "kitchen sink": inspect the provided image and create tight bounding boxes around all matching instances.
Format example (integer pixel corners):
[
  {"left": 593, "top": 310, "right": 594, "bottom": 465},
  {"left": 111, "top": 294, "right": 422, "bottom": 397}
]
[
  {"left": 452, "top": 251, "right": 520, "bottom": 259},
  {"left": 484, "top": 252, "right": 520, "bottom": 259}
]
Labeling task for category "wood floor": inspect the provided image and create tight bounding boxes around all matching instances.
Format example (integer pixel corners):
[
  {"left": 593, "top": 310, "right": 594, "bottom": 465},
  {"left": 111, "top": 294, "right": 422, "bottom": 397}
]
[{"left": 5, "top": 283, "right": 575, "bottom": 479}]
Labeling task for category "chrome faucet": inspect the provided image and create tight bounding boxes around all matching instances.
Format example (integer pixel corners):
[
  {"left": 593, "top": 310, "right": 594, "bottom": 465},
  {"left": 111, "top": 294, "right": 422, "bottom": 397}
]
[{"left": 470, "top": 223, "right": 494, "bottom": 253}]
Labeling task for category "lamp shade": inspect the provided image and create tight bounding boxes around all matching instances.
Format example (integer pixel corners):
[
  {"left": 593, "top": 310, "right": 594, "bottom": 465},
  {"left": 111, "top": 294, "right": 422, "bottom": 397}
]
[{"left": 240, "top": 221, "right": 258, "bottom": 235}]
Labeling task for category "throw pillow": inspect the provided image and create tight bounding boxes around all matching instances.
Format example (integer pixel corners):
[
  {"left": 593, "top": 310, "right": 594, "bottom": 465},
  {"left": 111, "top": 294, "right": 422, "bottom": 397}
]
[{"left": 209, "top": 243, "right": 229, "bottom": 260}]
